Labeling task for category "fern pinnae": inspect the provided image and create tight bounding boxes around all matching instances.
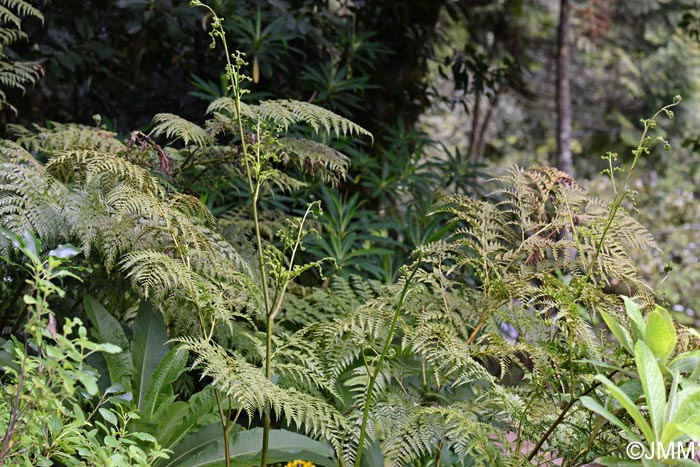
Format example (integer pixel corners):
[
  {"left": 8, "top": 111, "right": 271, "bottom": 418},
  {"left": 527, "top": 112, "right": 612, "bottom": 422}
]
[
  {"left": 0, "top": 0, "right": 41, "bottom": 21},
  {"left": 151, "top": 113, "right": 212, "bottom": 147},
  {"left": 258, "top": 99, "right": 372, "bottom": 141},
  {"left": 11, "top": 122, "right": 126, "bottom": 154},
  {"left": 46, "top": 150, "right": 164, "bottom": 196},
  {"left": 175, "top": 336, "right": 349, "bottom": 452}
]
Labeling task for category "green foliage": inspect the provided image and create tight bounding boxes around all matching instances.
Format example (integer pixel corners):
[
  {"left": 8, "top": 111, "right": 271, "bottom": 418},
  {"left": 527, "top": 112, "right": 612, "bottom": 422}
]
[
  {"left": 0, "top": 0, "right": 42, "bottom": 112},
  {"left": 582, "top": 298, "right": 700, "bottom": 466},
  {"left": 0, "top": 231, "right": 169, "bottom": 466},
  {"left": 2, "top": 4, "right": 699, "bottom": 467},
  {"left": 305, "top": 187, "right": 391, "bottom": 280}
]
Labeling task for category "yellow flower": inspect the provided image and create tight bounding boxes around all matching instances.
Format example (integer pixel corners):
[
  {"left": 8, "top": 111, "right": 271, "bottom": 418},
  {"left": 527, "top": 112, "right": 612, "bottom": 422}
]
[{"left": 283, "top": 461, "right": 315, "bottom": 467}]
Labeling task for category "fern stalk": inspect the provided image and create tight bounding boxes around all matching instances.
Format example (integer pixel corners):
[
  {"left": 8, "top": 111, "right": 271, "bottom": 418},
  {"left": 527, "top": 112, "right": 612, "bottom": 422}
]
[
  {"left": 585, "top": 97, "right": 680, "bottom": 280},
  {"left": 354, "top": 253, "right": 423, "bottom": 467},
  {"left": 188, "top": 3, "right": 265, "bottom": 466}
]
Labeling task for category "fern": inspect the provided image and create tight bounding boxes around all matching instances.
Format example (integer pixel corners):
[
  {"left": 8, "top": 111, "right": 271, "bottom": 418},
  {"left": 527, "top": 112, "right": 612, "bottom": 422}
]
[
  {"left": 278, "top": 137, "right": 349, "bottom": 186},
  {"left": 175, "top": 336, "right": 349, "bottom": 452},
  {"left": 9, "top": 122, "right": 126, "bottom": 154},
  {"left": 207, "top": 97, "right": 372, "bottom": 141},
  {"left": 0, "top": 0, "right": 43, "bottom": 112},
  {"left": 150, "top": 113, "right": 213, "bottom": 147}
]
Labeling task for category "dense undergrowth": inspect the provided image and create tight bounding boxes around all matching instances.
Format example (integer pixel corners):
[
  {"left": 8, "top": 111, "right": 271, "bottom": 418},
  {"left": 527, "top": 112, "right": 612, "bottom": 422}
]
[{"left": 1, "top": 1, "right": 700, "bottom": 467}]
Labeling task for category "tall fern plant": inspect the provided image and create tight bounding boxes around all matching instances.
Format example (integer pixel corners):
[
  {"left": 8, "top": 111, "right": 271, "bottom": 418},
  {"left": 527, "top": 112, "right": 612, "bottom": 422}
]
[{"left": 179, "top": 2, "right": 373, "bottom": 466}]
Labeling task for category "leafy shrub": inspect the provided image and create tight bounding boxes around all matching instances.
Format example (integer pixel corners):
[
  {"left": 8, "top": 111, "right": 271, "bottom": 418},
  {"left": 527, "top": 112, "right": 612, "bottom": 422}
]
[{"left": 0, "top": 231, "right": 169, "bottom": 466}]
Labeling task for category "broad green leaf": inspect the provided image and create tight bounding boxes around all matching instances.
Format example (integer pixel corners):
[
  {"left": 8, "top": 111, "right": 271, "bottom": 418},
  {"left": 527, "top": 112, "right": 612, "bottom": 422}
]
[
  {"left": 600, "top": 309, "right": 634, "bottom": 354},
  {"left": 165, "top": 427, "right": 335, "bottom": 467},
  {"left": 142, "top": 348, "right": 188, "bottom": 420},
  {"left": 48, "top": 244, "right": 80, "bottom": 259},
  {"left": 99, "top": 408, "right": 118, "bottom": 426},
  {"left": 131, "top": 300, "right": 170, "bottom": 411},
  {"left": 155, "top": 400, "right": 189, "bottom": 446},
  {"left": 596, "top": 374, "right": 655, "bottom": 444},
  {"left": 580, "top": 396, "right": 640, "bottom": 441},
  {"left": 160, "top": 386, "right": 219, "bottom": 450},
  {"left": 21, "top": 231, "right": 40, "bottom": 264},
  {"left": 77, "top": 371, "right": 99, "bottom": 396},
  {"left": 675, "top": 422, "right": 700, "bottom": 440},
  {"left": 645, "top": 306, "right": 676, "bottom": 364},
  {"left": 671, "top": 390, "right": 700, "bottom": 430},
  {"left": 623, "top": 296, "right": 646, "bottom": 341},
  {"left": 161, "top": 422, "right": 221, "bottom": 467},
  {"left": 669, "top": 350, "right": 700, "bottom": 375},
  {"left": 635, "top": 341, "right": 666, "bottom": 441},
  {"left": 84, "top": 294, "right": 133, "bottom": 388},
  {"left": 660, "top": 422, "right": 685, "bottom": 446},
  {"left": 667, "top": 460, "right": 700, "bottom": 467}
]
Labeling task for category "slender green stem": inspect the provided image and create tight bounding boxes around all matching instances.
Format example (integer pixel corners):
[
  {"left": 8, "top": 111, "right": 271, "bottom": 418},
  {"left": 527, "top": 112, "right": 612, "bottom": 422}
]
[
  {"left": 527, "top": 369, "right": 618, "bottom": 462},
  {"left": 185, "top": 5, "right": 275, "bottom": 466},
  {"left": 354, "top": 254, "right": 423, "bottom": 467},
  {"left": 261, "top": 312, "right": 273, "bottom": 467},
  {"left": 434, "top": 440, "right": 443, "bottom": 467},
  {"left": 585, "top": 99, "right": 680, "bottom": 280}
]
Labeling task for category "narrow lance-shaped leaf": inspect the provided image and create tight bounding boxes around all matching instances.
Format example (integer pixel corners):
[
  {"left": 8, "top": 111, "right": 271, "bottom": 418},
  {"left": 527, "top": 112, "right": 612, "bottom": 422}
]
[
  {"left": 131, "top": 300, "right": 170, "bottom": 411},
  {"left": 635, "top": 340, "right": 666, "bottom": 441},
  {"left": 594, "top": 374, "right": 655, "bottom": 445},
  {"left": 599, "top": 309, "right": 634, "bottom": 354},
  {"left": 84, "top": 294, "right": 133, "bottom": 388},
  {"left": 622, "top": 296, "right": 646, "bottom": 341},
  {"left": 580, "top": 396, "right": 641, "bottom": 442},
  {"left": 142, "top": 348, "right": 188, "bottom": 420}
]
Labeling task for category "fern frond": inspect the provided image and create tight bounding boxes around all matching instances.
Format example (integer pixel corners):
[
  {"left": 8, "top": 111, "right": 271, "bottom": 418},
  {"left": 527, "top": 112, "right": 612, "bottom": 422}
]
[
  {"left": 0, "top": 0, "right": 44, "bottom": 110},
  {"left": 120, "top": 250, "right": 199, "bottom": 299},
  {"left": 278, "top": 137, "right": 349, "bottom": 185},
  {"left": 0, "top": 0, "right": 42, "bottom": 21},
  {"left": 46, "top": 150, "right": 164, "bottom": 196},
  {"left": 206, "top": 97, "right": 257, "bottom": 121},
  {"left": 0, "top": 5, "right": 21, "bottom": 28},
  {"left": 151, "top": 113, "right": 213, "bottom": 147},
  {"left": 11, "top": 122, "right": 125, "bottom": 154},
  {"left": 207, "top": 97, "right": 372, "bottom": 142},
  {"left": 175, "top": 337, "right": 349, "bottom": 452},
  {"left": 0, "top": 27, "right": 25, "bottom": 47},
  {"left": 260, "top": 99, "right": 372, "bottom": 140},
  {"left": 0, "top": 139, "right": 35, "bottom": 164},
  {"left": 381, "top": 402, "right": 506, "bottom": 467}
]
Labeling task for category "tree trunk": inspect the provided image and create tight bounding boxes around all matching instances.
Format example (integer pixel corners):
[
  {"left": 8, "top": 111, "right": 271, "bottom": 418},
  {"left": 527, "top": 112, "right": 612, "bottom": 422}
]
[{"left": 556, "top": 0, "right": 573, "bottom": 175}]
